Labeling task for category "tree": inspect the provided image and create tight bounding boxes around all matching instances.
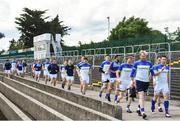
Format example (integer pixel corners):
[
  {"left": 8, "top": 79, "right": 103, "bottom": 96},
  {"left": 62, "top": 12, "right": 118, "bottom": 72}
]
[
  {"left": 14, "top": 8, "right": 70, "bottom": 49},
  {"left": 109, "top": 16, "right": 162, "bottom": 41},
  {"left": 0, "top": 32, "right": 5, "bottom": 39},
  {"left": 46, "top": 15, "right": 70, "bottom": 45},
  {"left": 15, "top": 8, "right": 49, "bottom": 48}
]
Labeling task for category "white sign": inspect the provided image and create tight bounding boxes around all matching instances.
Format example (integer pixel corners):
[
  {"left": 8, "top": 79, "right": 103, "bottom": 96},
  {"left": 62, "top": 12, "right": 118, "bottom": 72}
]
[{"left": 33, "top": 33, "right": 51, "bottom": 42}]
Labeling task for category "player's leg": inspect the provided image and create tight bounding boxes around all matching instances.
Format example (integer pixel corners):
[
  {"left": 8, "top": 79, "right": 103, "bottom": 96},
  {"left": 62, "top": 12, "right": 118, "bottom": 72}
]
[
  {"left": 163, "top": 85, "right": 171, "bottom": 118},
  {"left": 126, "top": 89, "right": 133, "bottom": 113}
]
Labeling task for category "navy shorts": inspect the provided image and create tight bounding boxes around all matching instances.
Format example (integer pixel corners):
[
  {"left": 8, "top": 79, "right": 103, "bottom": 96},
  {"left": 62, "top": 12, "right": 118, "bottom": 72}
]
[{"left": 136, "top": 80, "right": 149, "bottom": 92}]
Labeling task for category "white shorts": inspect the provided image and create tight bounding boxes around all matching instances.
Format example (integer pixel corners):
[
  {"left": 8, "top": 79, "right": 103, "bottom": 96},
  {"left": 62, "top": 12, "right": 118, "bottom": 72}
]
[
  {"left": 119, "top": 83, "right": 131, "bottom": 91},
  {"left": 49, "top": 74, "right": 57, "bottom": 79},
  {"left": 17, "top": 70, "right": 23, "bottom": 74},
  {"left": 110, "top": 78, "right": 116, "bottom": 83},
  {"left": 80, "top": 75, "right": 90, "bottom": 84},
  {"left": 11, "top": 68, "right": 16, "bottom": 72},
  {"left": 5, "top": 70, "right": 11, "bottom": 74},
  {"left": 66, "top": 76, "right": 74, "bottom": 81},
  {"left": 154, "top": 84, "right": 169, "bottom": 95},
  {"left": 35, "top": 71, "right": 41, "bottom": 76},
  {"left": 101, "top": 73, "right": 110, "bottom": 83},
  {"left": 44, "top": 70, "right": 49, "bottom": 76},
  {"left": 61, "top": 73, "right": 66, "bottom": 79}
]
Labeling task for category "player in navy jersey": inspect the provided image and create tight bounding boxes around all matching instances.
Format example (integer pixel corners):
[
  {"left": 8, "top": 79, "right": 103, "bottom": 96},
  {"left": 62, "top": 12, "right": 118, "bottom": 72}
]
[
  {"left": 99, "top": 55, "right": 111, "bottom": 98},
  {"left": 16, "top": 60, "right": 24, "bottom": 77},
  {"left": 34, "top": 60, "right": 42, "bottom": 82},
  {"left": 32, "top": 60, "right": 37, "bottom": 78},
  {"left": 116, "top": 56, "right": 134, "bottom": 113},
  {"left": 43, "top": 58, "right": 51, "bottom": 84},
  {"left": 22, "top": 60, "right": 27, "bottom": 74},
  {"left": 65, "top": 60, "right": 75, "bottom": 90},
  {"left": 106, "top": 55, "right": 121, "bottom": 102},
  {"left": 131, "top": 50, "right": 154, "bottom": 119},
  {"left": 4, "top": 59, "right": 12, "bottom": 78},
  {"left": 48, "top": 59, "right": 59, "bottom": 86},
  {"left": 77, "top": 57, "right": 92, "bottom": 95},
  {"left": 151, "top": 56, "right": 171, "bottom": 118},
  {"left": 61, "top": 60, "right": 68, "bottom": 89}
]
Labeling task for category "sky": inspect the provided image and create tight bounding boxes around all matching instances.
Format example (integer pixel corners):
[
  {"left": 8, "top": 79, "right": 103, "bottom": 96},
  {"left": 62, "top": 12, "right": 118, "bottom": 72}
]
[{"left": 0, "top": 0, "right": 180, "bottom": 50}]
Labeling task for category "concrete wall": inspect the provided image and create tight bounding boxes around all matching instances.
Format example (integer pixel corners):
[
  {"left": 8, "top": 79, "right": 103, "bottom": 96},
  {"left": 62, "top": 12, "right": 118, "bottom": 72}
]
[
  {"left": 0, "top": 77, "right": 72, "bottom": 120},
  {"left": 11, "top": 75, "right": 122, "bottom": 120},
  {"left": 2, "top": 76, "right": 120, "bottom": 120}
]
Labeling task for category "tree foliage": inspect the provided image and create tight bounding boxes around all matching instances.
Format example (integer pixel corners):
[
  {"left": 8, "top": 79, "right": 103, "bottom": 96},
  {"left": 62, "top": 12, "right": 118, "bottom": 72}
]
[
  {"left": 109, "top": 16, "right": 163, "bottom": 40},
  {"left": 14, "top": 7, "right": 70, "bottom": 49}
]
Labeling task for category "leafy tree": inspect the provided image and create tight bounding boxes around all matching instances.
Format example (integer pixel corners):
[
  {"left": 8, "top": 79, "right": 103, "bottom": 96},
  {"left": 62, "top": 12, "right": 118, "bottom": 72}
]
[
  {"left": 14, "top": 8, "right": 70, "bottom": 49},
  {"left": 109, "top": 16, "right": 163, "bottom": 41}
]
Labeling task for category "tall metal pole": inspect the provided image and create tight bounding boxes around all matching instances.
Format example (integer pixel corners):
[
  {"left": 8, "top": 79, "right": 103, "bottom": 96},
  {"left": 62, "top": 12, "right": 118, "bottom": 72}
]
[{"left": 107, "top": 16, "right": 110, "bottom": 41}]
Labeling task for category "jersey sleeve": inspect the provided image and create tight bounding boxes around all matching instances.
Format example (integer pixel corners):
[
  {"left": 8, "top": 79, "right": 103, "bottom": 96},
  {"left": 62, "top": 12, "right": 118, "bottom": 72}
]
[
  {"left": 130, "top": 62, "right": 137, "bottom": 78},
  {"left": 149, "top": 62, "right": 155, "bottom": 76}
]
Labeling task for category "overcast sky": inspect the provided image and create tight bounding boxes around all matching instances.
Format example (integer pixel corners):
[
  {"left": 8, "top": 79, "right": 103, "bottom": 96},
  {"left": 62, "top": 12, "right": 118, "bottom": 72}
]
[{"left": 0, "top": 0, "right": 180, "bottom": 50}]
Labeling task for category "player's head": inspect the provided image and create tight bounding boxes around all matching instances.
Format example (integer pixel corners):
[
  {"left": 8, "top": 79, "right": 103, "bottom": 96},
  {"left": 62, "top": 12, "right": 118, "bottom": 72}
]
[
  {"left": 127, "top": 56, "right": 134, "bottom": 64},
  {"left": 80, "top": 56, "right": 85, "bottom": 62},
  {"left": 37, "top": 60, "right": 40, "bottom": 63},
  {"left": 114, "top": 55, "right": 120, "bottom": 61},
  {"left": 104, "top": 55, "right": 110, "bottom": 61},
  {"left": 139, "top": 50, "right": 148, "bottom": 60},
  {"left": 64, "top": 60, "right": 68, "bottom": 65},
  {"left": 160, "top": 55, "right": 167, "bottom": 64},
  {"left": 45, "top": 58, "right": 49, "bottom": 62},
  {"left": 156, "top": 56, "right": 161, "bottom": 64},
  {"left": 52, "top": 59, "right": 57, "bottom": 64},
  {"left": 83, "top": 57, "right": 88, "bottom": 63},
  {"left": 68, "top": 60, "right": 73, "bottom": 65},
  {"left": 6, "top": 59, "right": 9, "bottom": 62}
]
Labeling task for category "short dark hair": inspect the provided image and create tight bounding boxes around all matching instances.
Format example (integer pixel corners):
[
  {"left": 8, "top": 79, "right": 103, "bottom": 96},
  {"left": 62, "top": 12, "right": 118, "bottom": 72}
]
[
  {"left": 114, "top": 55, "right": 120, "bottom": 59},
  {"left": 161, "top": 55, "right": 167, "bottom": 58},
  {"left": 84, "top": 57, "right": 88, "bottom": 61}
]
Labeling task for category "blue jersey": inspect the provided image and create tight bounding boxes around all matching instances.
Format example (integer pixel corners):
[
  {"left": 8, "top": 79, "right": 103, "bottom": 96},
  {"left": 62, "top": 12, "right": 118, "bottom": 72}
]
[
  {"left": 154, "top": 64, "right": 169, "bottom": 85},
  {"left": 78, "top": 62, "right": 92, "bottom": 76},
  {"left": 109, "top": 61, "right": 121, "bottom": 78},
  {"left": 11, "top": 61, "right": 16, "bottom": 69},
  {"left": 131, "top": 60, "right": 154, "bottom": 82},
  {"left": 43, "top": 62, "right": 50, "bottom": 70},
  {"left": 118, "top": 63, "right": 133, "bottom": 83},
  {"left": 60, "top": 65, "right": 66, "bottom": 73},
  {"left": 99, "top": 60, "right": 111, "bottom": 73},
  {"left": 34, "top": 64, "right": 42, "bottom": 71},
  {"left": 17, "top": 64, "right": 24, "bottom": 71}
]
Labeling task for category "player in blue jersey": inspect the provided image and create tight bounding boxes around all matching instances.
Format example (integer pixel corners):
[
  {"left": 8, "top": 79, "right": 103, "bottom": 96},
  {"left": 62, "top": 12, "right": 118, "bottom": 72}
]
[
  {"left": 131, "top": 50, "right": 155, "bottom": 119},
  {"left": 43, "top": 58, "right": 50, "bottom": 84},
  {"left": 116, "top": 56, "right": 134, "bottom": 113},
  {"left": 4, "top": 59, "right": 12, "bottom": 78},
  {"left": 48, "top": 59, "right": 59, "bottom": 86},
  {"left": 61, "top": 60, "right": 68, "bottom": 89},
  {"left": 11, "top": 59, "right": 17, "bottom": 75},
  {"left": 99, "top": 55, "right": 111, "bottom": 98},
  {"left": 34, "top": 60, "right": 42, "bottom": 82},
  {"left": 65, "top": 60, "right": 75, "bottom": 90},
  {"left": 77, "top": 57, "right": 92, "bottom": 95},
  {"left": 16, "top": 60, "right": 24, "bottom": 77},
  {"left": 106, "top": 55, "right": 121, "bottom": 102},
  {"left": 153, "top": 56, "right": 163, "bottom": 112},
  {"left": 151, "top": 56, "right": 171, "bottom": 118}
]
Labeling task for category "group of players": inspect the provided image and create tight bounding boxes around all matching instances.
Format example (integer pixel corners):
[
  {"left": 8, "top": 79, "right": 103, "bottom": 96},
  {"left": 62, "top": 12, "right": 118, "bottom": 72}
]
[
  {"left": 98, "top": 50, "right": 171, "bottom": 119},
  {"left": 3, "top": 50, "right": 171, "bottom": 119}
]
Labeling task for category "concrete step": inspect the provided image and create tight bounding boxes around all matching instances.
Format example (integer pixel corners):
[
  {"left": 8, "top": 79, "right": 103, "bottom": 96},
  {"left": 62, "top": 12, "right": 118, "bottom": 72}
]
[
  {"left": 0, "top": 92, "right": 32, "bottom": 120},
  {"left": 2, "top": 76, "right": 120, "bottom": 120},
  {"left": 10, "top": 75, "right": 122, "bottom": 120},
  {"left": 0, "top": 78, "right": 73, "bottom": 121}
]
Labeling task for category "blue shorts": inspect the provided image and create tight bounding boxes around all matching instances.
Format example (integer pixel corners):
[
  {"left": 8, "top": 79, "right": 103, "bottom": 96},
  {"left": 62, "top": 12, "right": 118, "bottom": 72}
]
[{"left": 136, "top": 80, "right": 149, "bottom": 92}]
